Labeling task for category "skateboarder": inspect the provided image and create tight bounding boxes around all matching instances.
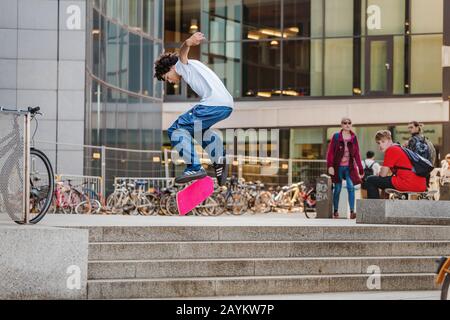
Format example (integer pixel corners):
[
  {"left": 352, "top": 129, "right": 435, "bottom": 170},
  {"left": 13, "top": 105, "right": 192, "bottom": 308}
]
[
  {"left": 366, "top": 130, "right": 427, "bottom": 199},
  {"left": 154, "top": 32, "right": 233, "bottom": 186}
]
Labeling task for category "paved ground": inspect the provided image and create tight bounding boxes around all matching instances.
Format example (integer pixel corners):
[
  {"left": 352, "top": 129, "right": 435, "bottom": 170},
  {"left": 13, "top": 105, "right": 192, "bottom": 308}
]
[
  {"left": 0, "top": 212, "right": 439, "bottom": 227},
  {"left": 161, "top": 290, "right": 442, "bottom": 300}
]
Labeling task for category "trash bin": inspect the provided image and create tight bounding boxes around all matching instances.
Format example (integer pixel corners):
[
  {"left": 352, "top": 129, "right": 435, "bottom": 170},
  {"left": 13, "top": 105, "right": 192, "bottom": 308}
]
[
  {"left": 315, "top": 174, "right": 333, "bottom": 218},
  {"left": 440, "top": 180, "right": 450, "bottom": 200}
]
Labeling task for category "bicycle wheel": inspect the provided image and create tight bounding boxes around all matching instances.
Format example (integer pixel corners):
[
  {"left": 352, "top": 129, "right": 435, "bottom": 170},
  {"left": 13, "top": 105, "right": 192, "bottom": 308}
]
[
  {"left": 441, "top": 274, "right": 450, "bottom": 300},
  {"left": 106, "top": 193, "right": 123, "bottom": 214},
  {"left": 75, "top": 199, "right": 101, "bottom": 214},
  {"left": 165, "top": 194, "right": 179, "bottom": 215},
  {"left": 196, "top": 197, "right": 218, "bottom": 216},
  {"left": 28, "top": 149, "right": 54, "bottom": 224},
  {"left": 144, "top": 193, "right": 159, "bottom": 216},
  {"left": 159, "top": 193, "right": 171, "bottom": 215},
  {"left": 134, "top": 195, "right": 152, "bottom": 215},
  {"left": 227, "top": 191, "right": 248, "bottom": 215},
  {"left": 211, "top": 192, "right": 227, "bottom": 216},
  {"left": 63, "top": 190, "right": 83, "bottom": 214},
  {"left": 253, "top": 191, "right": 273, "bottom": 214}
]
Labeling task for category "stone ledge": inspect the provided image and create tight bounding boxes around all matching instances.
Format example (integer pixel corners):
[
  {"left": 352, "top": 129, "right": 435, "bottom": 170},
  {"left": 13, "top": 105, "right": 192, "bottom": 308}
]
[
  {"left": 357, "top": 199, "right": 450, "bottom": 225},
  {"left": 0, "top": 225, "right": 89, "bottom": 299}
]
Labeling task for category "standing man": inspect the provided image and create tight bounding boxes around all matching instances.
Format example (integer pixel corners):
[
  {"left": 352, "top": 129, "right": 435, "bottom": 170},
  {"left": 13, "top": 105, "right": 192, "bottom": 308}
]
[{"left": 154, "top": 32, "right": 233, "bottom": 185}]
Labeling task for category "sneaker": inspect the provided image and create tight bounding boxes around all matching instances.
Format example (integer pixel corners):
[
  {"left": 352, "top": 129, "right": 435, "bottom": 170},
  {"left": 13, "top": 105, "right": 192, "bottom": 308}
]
[
  {"left": 213, "top": 160, "right": 228, "bottom": 187},
  {"left": 175, "top": 168, "right": 207, "bottom": 184},
  {"left": 333, "top": 211, "right": 339, "bottom": 219},
  {"left": 350, "top": 212, "right": 357, "bottom": 220}
]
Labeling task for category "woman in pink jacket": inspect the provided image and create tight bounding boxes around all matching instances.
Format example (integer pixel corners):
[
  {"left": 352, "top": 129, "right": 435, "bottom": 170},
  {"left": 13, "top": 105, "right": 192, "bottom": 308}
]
[{"left": 326, "top": 118, "right": 364, "bottom": 219}]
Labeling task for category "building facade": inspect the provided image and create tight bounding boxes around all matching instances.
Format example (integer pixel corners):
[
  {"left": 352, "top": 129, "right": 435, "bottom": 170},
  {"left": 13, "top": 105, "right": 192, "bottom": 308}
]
[
  {"left": 0, "top": 0, "right": 87, "bottom": 174},
  {"left": 84, "top": 0, "right": 164, "bottom": 188},
  {"left": 162, "top": 0, "right": 450, "bottom": 163},
  {"left": 0, "top": 0, "right": 164, "bottom": 190}
]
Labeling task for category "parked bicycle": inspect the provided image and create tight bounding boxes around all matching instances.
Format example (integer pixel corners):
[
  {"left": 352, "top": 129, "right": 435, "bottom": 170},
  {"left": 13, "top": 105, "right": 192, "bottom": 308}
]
[
  {"left": 0, "top": 106, "right": 54, "bottom": 224},
  {"left": 436, "top": 256, "right": 450, "bottom": 300},
  {"left": 106, "top": 179, "right": 153, "bottom": 215}
]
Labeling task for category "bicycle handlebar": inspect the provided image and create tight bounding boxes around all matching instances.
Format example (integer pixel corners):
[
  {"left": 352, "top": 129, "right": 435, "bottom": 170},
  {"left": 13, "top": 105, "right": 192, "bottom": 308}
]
[{"left": 0, "top": 106, "right": 42, "bottom": 116}]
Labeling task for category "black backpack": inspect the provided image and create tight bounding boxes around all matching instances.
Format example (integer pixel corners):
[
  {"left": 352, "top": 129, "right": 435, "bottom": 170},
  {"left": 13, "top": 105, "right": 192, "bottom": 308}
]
[
  {"left": 363, "top": 160, "right": 375, "bottom": 182},
  {"left": 395, "top": 144, "right": 434, "bottom": 178},
  {"left": 410, "top": 135, "right": 435, "bottom": 163}
]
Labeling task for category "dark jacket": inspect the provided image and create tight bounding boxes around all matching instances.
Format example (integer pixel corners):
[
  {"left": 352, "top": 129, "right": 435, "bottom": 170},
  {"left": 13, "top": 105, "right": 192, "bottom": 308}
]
[{"left": 326, "top": 130, "right": 364, "bottom": 185}]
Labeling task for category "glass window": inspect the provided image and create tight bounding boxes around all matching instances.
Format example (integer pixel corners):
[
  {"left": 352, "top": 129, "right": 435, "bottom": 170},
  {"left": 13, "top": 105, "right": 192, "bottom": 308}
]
[
  {"left": 202, "top": 0, "right": 242, "bottom": 42},
  {"left": 242, "top": 0, "right": 281, "bottom": 40},
  {"left": 121, "top": 0, "right": 129, "bottom": 26},
  {"left": 394, "top": 124, "right": 443, "bottom": 146},
  {"left": 154, "top": 43, "right": 163, "bottom": 98},
  {"left": 128, "top": 0, "right": 141, "bottom": 28},
  {"left": 118, "top": 28, "right": 129, "bottom": 90},
  {"left": 290, "top": 128, "right": 324, "bottom": 159},
  {"left": 284, "top": 0, "right": 311, "bottom": 38},
  {"left": 155, "top": 0, "right": 163, "bottom": 39},
  {"left": 324, "top": 38, "right": 353, "bottom": 96},
  {"left": 128, "top": 33, "right": 141, "bottom": 92},
  {"left": 393, "top": 36, "right": 405, "bottom": 95},
  {"left": 325, "top": 0, "right": 353, "bottom": 37},
  {"left": 410, "top": 34, "right": 442, "bottom": 94},
  {"left": 283, "top": 40, "right": 311, "bottom": 96},
  {"left": 92, "top": 10, "right": 100, "bottom": 77},
  {"left": 106, "top": 0, "right": 121, "bottom": 19},
  {"left": 243, "top": 41, "right": 281, "bottom": 98},
  {"left": 311, "top": 0, "right": 324, "bottom": 37},
  {"left": 201, "top": 41, "right": 242, "bottom": 97},
  {"left": 142, "top": 38, "right": 154, "bottom": 96},
  {"left": 99, "top": 16, "right": 107, "bottom": 80},
  {"left": 366, "top": 0, "right": 405, "bottom": 36},
  {"left": 310, "top": 39, "right": 323, "bottom": 96},
  {"left": 165, "top": 0, "right": 201, "bottom": 43},
  {"left": 106, "top": 21, "right": 119, "bottom": 87},
  {"left": 129, "top": 33, "right": 141, "bottom": 93},
  {"left": 143, "top": 0, "right": 154, "bottom": 35},
  {"left": 411, "top": 0, "right": 443, "bottom": 34},
  {"left": 354, "top": 126, "right": 388, "bottom": 160}
]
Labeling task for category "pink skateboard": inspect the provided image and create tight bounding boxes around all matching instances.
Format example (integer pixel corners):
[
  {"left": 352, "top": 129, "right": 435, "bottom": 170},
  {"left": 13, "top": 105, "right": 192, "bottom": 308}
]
[{"left": 176, "top": 176, "right": 214, "bottom": 216}]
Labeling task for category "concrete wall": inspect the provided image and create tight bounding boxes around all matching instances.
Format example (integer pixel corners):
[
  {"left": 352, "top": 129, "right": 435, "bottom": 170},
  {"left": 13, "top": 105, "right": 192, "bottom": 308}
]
[
  {"left": 0, "top": 225, "right": 89, "bottom": 299},
  {"left": 0, "top": 0, "right": 86, "bottom": 175}
]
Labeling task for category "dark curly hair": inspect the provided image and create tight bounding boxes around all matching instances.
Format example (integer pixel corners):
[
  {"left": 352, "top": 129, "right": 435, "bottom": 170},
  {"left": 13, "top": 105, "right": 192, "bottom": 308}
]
[{"left": 154, "top": 52, "right": 179, "bottom": 81}]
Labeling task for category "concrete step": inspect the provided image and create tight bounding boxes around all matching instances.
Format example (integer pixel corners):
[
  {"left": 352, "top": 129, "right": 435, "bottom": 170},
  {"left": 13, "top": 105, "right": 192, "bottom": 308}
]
[
  {"left": 84, "top": 225, "right": 450, "bottom": 243},
  {"left": 89, "top": 240, "right": 450, "bottom": 261},
  {"left": 87, "top": 273, "right": 438, "bottom": 299},
  {"left": 88, "top": 256, "right": 440, "bottom": 280}
]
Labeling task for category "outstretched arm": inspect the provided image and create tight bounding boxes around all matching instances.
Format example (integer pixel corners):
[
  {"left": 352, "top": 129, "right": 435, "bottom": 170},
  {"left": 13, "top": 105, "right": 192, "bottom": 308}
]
[{"left": 179, "top": 32, "right": 206, "bottom": 64}]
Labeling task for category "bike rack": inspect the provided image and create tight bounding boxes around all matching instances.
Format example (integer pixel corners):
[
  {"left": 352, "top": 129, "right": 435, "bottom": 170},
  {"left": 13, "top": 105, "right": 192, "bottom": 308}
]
[
  {"left": 23, "top": 112, "right": 31, "bottom": 224},
  {"left": 0, "top": 108, "right": 31, "bottom": 224}
]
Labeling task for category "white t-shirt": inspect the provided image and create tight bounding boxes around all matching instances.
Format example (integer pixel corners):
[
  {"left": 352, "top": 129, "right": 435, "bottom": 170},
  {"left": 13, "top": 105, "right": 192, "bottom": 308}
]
[
  {"left": 175, "top": 59, "right": 234, "bottom": 108},
  {"left": 362, "top": 159, "right": 381, "bottom": 176}
]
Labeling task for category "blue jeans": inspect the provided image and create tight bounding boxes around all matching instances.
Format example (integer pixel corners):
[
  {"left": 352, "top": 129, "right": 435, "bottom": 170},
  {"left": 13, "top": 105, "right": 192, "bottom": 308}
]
[
  {"left": 167, "top": 105, "right": 233, "bottom": 172},
  {"left": 333, "top": 166, "right": 356, "bottom": 212}
]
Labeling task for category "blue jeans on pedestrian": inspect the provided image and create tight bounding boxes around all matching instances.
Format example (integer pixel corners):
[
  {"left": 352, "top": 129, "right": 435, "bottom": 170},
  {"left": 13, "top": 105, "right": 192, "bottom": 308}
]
[
  {"left": 167, "top": 105, "right": 233, "bottom": 172},
  {"left": 333, "top": 166, "right": 356, "bottom": 213}
]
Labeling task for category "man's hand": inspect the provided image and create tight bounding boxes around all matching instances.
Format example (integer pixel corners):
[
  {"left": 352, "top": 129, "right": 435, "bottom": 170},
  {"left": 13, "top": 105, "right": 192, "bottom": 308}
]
[
  {"left": 179, "top": 32, "right": 205, "bottom": 64},
  {"left": 186, "top": 32, "right": 205, "bottom": 47}
]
